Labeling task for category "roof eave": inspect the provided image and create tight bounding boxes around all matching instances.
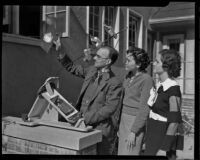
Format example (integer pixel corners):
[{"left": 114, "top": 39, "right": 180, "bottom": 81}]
[{"left": 149, "top": 15, "right": 194, "bottom": 24}]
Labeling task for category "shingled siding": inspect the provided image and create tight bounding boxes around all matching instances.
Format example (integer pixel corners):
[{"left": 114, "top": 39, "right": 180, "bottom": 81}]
[{"left": 181, "top": 98, "right": 194, "bottom": 120}]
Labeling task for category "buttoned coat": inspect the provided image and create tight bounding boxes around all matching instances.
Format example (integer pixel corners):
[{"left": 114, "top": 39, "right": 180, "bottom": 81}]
[{"left": 59, "top": 55, "right": 123, "bottom": 154}]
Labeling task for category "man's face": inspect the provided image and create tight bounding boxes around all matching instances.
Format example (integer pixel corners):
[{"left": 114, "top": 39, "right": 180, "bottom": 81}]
[
  {"left": 125, "top": 53, "right": 138, "bottom": 71},
  {"left": 93, "top": 48, "right": 111, "bottom": 69}
]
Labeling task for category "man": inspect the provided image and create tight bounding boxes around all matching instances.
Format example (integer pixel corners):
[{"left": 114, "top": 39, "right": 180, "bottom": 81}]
[{"left": 54, "top": 39, "right": 123, "bottom": 155}]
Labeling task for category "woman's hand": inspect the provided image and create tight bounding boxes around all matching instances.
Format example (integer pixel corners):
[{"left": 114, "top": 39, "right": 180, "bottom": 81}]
[
  {"left": 147, "top": 87, "right": 157, "bottom": 107},
  {"left": 126, "top": 132, "right": 136, "bottom": 151}
]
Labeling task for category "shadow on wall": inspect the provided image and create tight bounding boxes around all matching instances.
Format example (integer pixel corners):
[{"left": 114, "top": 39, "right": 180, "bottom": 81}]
[{"left": 2, "top": 42, "right": 83, "bottom": 117}]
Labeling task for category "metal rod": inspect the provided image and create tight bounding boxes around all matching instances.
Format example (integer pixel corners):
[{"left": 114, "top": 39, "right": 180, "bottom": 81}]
[{"left": 182, "top": 119, "right": 194, "bottom": 129}]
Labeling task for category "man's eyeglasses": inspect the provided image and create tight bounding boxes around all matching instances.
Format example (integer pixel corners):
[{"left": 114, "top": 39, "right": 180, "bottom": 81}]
[{"left": 95, "top": 54, "right": 109, "bottom": 59}]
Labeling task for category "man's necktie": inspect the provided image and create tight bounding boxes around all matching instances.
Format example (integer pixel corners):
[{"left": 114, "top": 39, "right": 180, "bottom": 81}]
[{"left": 94, "top": 72, "right": 102, "bottom": 85}]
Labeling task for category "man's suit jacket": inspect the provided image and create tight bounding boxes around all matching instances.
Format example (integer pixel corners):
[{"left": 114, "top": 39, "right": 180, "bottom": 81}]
[{"left": 59, "top": 55, "right": 123, "bottom": 141}]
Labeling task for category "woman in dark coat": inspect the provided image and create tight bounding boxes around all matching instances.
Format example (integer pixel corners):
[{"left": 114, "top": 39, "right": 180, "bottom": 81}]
[{"left": 144, "top": 49, "right": 184, "bottom": 159}]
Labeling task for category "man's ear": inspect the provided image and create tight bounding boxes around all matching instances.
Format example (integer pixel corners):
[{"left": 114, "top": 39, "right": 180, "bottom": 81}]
[{"left": 106, "top": 59, "right": 112, "bottom": 65}]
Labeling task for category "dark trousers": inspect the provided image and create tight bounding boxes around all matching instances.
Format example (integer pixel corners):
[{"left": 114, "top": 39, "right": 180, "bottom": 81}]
[{"left": 97, "top": 135, "right": 117, "bottom": 155}]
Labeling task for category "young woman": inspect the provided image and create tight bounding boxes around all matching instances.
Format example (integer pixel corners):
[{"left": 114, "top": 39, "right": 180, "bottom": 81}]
[
  {"left": 144, "top": 49, "right": 184, "bottom": 159},
  {"left": 118, "top": 46, "right": 153, "bottom": 155}
]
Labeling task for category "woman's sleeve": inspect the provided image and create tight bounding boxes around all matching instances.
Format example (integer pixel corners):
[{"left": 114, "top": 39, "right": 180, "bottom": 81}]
[
  {"left": 130, "top": 76, "right": 153, "bottom": 134},
  {"left": 167, "top": 87, "right": 182, "bottom": 123}
]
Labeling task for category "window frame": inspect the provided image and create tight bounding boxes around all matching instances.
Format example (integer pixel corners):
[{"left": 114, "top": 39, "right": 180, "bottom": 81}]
[
  {"left": 3, "top": 6, "right": 10, "bottom": 25},
  {"left": 102, "top": 6, "right": 120, "bottom": 50},
  {"left": 126, "top": 8, "right": 143, "bottom": 50},
  {"left": 86, "top": 6, "right": 120, "bottom": 51},
  {"left": 42, "top": 6, "right": 70, "bottom": 37}
]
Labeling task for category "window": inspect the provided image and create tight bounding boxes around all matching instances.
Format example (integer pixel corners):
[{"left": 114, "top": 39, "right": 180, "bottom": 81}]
[
  {"left": 89, "top": 6, "right": 100, "bottom": 38},
  {"left": 87, "top": 6, "right": 119, "bottom": 49},
  {"left": 168, "top": 39, "right": 180, "bottom": 51},
  {"left": 126, "top": 9, "right": 143, "bottom": 50},
  {"left": 3, "top": 5, "right": 10, "bottom": 33},
  {"left": 128, "top": 13, "right": 138, "bottom": 46},
  {"left": 43, "top": 6, "right": 70, "bottom": 37},
  {"left": 104, "top": 6, "right": 115, "bottom": 46},
  {"left": 129, "top": 15, "right": 138, "bottom": 47}
]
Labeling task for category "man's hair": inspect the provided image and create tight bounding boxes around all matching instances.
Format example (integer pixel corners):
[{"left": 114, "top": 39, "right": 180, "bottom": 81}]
[
  {"left": 126, "top": 46, "right": 150, "bottom": 72},
  {"left": 101, "top": 45, "right": 119, "bottom": 65},
  {"left": 159, "top": 49, "right": 181, "bottom": 78}
]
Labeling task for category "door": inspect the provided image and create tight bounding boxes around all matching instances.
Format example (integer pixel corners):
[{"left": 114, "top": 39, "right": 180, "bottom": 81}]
[{"left": 163, "top": 34, "right": 184, "bottom": 93}]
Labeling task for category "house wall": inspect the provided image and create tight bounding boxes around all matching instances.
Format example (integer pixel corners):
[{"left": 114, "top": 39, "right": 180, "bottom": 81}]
[
  {"left": 2, "top": 6, "right": 153, "bottom": 117},
  {"left": 2, "top": 36, "right": 83, "bottom": 117}
]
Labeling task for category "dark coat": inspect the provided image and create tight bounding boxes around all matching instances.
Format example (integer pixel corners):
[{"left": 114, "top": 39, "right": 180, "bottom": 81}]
[{"left": 59, "top": 55, "right": 123, "bottom": 154}]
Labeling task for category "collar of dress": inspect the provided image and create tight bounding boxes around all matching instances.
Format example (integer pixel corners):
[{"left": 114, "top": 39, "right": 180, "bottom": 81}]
[{"left": 157, "top": 78, "right": 179, "bottom": 91}]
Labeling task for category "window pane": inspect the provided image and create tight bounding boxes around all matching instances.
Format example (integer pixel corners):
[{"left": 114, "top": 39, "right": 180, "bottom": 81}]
[
  {"left": 94, "top": 31, "right": 99, "bottom": 37},
  {"left": 169, "top": 43, "right": 180, "bottom": 51},
  {"left": 109, "top": 10, "right": 113, "bottom": 21},
  {"left": 94, "top": 7, "right": 99, "bottom": 15},
  {"left": 129, "top": 30, "right": 132, "bottom": 41},
  {"left": 89, "top": 14, "right": 93, "bottom": 29},
  {"left": 168, "top": 39, "right": 180, "bottom": 51},
  {"left": 3, "top": 6, "right": 6, "bottom": 18},
  {"left": 94, "top": 16, "right": 99, "bottom": 30},
  {"left": 105, "top": 19, "right": 108, "bottom": 25},
  {"left": 104, "top": 7, "right": 115, "bottom": 47},
  {"left": 46, "top": 14, "right": 56, "bottom": 27},
  {"left": 89, "top": 29, "right": 93, "bottom": 35},
  {"left": 45, "top": 14, "right": 56, "bottom": 33},
  {"left": 132, "top": 31, "right": 135, "bottom": 42},
  {"left": 105, "top": 7, "right": 108, "bottom": 18},
  {"left": 56, "top": 6, "right": 66, "bottom": 11},
  {"left": 46, "top": 6, "right": 54, "bottom": 13},
  {"left": 56, "top": 12, "right": 66, "bottom": 33},
  {"left": 129, "top": 13, "right": 138, "bottom": 47},
  {"left": 90, "top": 6, "right": 93, "bottom": 13},
  {"left": 89, "top": 6, "right": 100, "bottom": 38},
  {"left": 105, "top": 34, "right": 108, "bottom": 43}
]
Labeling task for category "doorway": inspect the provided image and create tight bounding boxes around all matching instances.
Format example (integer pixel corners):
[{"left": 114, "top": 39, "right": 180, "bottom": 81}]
[{"left": 163, "top": 34, "right": 185, "bottom": 93}]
